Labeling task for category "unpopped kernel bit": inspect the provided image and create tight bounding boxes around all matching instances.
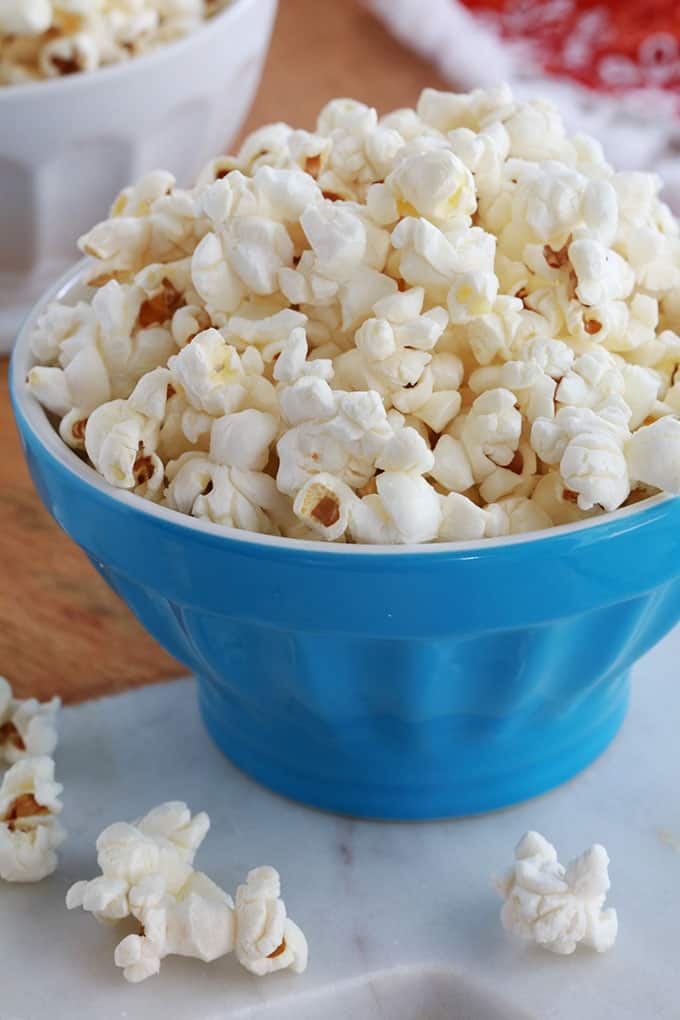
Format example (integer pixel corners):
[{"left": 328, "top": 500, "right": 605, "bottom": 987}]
[
  {"left": 493, "top": 831, "right": 618, "bottom": 955},
  {"left": 66, "top": 802, "right": 308, "bottom": 983},
  {"left": 28, "top": 86, "right": 680, "bottom": 543}
]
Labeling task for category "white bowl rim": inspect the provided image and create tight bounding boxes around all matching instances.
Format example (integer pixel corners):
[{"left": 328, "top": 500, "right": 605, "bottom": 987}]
[
  {"left": 0, "top": 0, "right": 257, "bottom": 101},
  {"left": 11, "top": 260, "right": 676, "bottom": 557}
]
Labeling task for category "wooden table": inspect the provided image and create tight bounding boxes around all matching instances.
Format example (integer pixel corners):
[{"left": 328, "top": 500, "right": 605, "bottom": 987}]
[{"left": 0, "top": 0, "right": 449, "bottom": 703}]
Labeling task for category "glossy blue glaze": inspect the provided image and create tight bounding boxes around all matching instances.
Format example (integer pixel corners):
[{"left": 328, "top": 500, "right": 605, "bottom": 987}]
[{"left": 11, "top": 274, "right": 680, "bottom": 818}]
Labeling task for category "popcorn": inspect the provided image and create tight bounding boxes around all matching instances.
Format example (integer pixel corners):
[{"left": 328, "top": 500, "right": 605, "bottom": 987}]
[
  {"left": 29, "top": 84, "right": 680, "bottom": 544},
  {"left": 386, "top": 149, "right": 476, "bottom": 225},
  {"left": 512, "top": 167, "right": 617, "bottom": 249},
  {"left": 438, "top": 493, "right": 487, "bottom": 540},
  {"left": 494, "top": 831, "right": 618, "bottom": 955},
  {"left": 0, "top": 677, "right": 60, "bottom": 766},
  {"left": 568, "top": 240, "right": 635, "bottom": 307},
  {"left": 0, "top": 2, "right": 230, "bottom": 85},
  {"left": 556, "top": 349, "right": 624, "bottom": 412},
  {"left": 485, "top": 497, "right": 553, "bottom": 537},
  {"left": 532, "top": 472, "right": 600, "bottom": 525},
  {"left": 277, "top": 388, "right": 393, "bottom": 498},
  {"left": 0, "top": 757, "right": 66, "bottom": 882},
  {"left": 85, "top": 399, "right": 162, "bottom": 492},
  {"left": 39, "top": 32, "right": 99, "bottom": 78},
  {"left": 114, "top": 871, "right": 235, "bottom": 982},
  {"left": 26, "top": 366, "right": 72, "bottom": 418},
  {"left": 532, "top": 402, "right": 631, "bottom": 512},
  {"left": 68, "top": 804, "right": 307, "bottom": 984},
  {"left": 350, "top": 472, "right": 442, "bottom": 544},
  {"left": 626, "top": 417, "right": 680, "bottom": 494},
  {"left": 210, "top": 410, "right": 279, "bottom": 471},
  {"left": 293, "top": 473, "right": 356, "bottom": 541},
  {"left": 234, "top": 866, "right": 308, "bottom": 977},
  {"left": 168, "top": 329, "right": 247, "bottom": 416},
  {"left": 479, "top": 442, "right": 537, "bottom": 504},
  {"left": 431, "top": 435, "right": 475, "bottom": 493},
  {"left": 0, "top": 0, "right": 52, "bottom": 36},
  {"left": 191, "top": 466, "right": 283, "bottom": 536},
  {"left": 66, "top": 801, "right": 210, "bottom": 923},
  {"left": 460, "top": 389, "right": 522, "bottom": 482},
  {"left": 469, "top": 361, "right": 556, "bottom": 424},
  {"left": 376, "top": 427, "right": 434, "bottom": 475}
]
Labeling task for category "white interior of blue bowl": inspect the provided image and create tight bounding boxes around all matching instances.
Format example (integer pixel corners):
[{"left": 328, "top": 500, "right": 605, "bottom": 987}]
[
  {"left": 11, "top": 260, "right": 674, "bottom": 556},
  {"left": 0, "top": 0, "right": 254, "bottom": 101}
]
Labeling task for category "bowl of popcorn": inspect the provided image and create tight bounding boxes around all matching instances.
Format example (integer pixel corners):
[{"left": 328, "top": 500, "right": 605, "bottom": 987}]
[
  {"left": 11, "top": 86, "right": 680, "bottom": 820},
  {"left": 0, "top": 0, "right": 277, "bottom": 353}
]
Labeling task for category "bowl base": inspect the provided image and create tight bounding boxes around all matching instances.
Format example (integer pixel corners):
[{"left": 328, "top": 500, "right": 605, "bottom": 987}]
[{"left": 197, "top": 669, "right": 630, "bottom": 821}]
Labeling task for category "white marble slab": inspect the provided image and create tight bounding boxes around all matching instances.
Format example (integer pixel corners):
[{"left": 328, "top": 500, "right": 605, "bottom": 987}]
[{"left": 3, "top": 629, "right": 680, "bottom": 1020}]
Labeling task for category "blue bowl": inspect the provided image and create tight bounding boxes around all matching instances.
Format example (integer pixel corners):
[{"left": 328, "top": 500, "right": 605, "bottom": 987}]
[{"left": 11, "top": 266, "right": 680, "bottom": 819}]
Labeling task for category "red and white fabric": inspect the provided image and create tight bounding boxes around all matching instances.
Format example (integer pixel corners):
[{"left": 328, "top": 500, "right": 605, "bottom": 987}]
[{"left": 367, "top": 0, "right": 680, "bottom": 207}]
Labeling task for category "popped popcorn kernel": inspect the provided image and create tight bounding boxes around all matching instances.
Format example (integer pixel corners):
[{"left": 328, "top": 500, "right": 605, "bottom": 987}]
[
  {"left": 28, "top": 84, "right": 680, "bottom": 544},
  {"left": 0, "top": 677, "right": 60, "bottom": 766},
  {"left": 494, "top": 831, "right": 618, "bottom": 955},
  {"left": 0, "top": 757, "right": 66, "bottom": 883},
  {"left": 67, "top": 803, "right": 307, "bottom": 984},
  {"left": 234, "top": 866, "right": 308, "bottom": 977}
]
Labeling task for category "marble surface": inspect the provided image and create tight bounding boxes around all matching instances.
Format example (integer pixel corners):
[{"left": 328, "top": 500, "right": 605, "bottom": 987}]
[{"left": 3, "top": 629, "right": 680, "bottom": 1020}]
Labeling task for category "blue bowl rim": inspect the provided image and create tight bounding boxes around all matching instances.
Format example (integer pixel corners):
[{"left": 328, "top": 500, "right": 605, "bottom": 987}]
[
  {"left": 0, "top": 0, "right": 261, "bottom": 103},
  {"left": 10, "top": 259, "right": 677, "bottom": 559}
]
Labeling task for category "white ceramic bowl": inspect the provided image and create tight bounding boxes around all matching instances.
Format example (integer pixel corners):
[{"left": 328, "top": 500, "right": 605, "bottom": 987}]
[{"left": 0, "top": 0, "right": 277, "bottom": 353}]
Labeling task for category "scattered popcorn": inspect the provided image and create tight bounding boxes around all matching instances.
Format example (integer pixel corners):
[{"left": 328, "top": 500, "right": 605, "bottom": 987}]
[
  {"left": 67, "top": 803, "right": 308, "bottom": 984},
  {"left": 234, "top": 866, "right": 308, "bottom": 977},
  {"left": 0, "top": 757, "right": 66, "bottom": 882},
  {"left": 114, "top": 871, "right": 236, "bottom": 982},
  {"left": 0, "top": 676, "right": 60, "bottom": 765},
  {"left": 28, "top": 85, "right": 680, "bottom": 544},
  {"left": 0, "top": 1, "right": 230, "bottom": 85},
  {"left": 66, "top": 801, "right": 209, "bottom": 922},
  {"left": 493, "top": 831, "right": 618, "bottom": 955}
]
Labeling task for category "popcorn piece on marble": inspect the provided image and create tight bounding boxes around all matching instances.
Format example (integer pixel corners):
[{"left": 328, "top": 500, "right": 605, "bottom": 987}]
[
  {"left": 234, "top": 866, "right": 308, "bottom": 977},
  {"left": 493, "top": 831, "right": 618, "bottom": 955},
  {"left": 0, "top": 676, "right": 60, "bottom": 765},
  {"left": 114, "top": 871, "right": 236, "bottom": 982},
  {"left": 0, "top": 757, "right": 66, "bottom": 883},
  {"left": 66, "top": 801, "right": 209, "bottom": 923},
  {"left": 67, "top": 803, "right": 308, "bottom": 985}
]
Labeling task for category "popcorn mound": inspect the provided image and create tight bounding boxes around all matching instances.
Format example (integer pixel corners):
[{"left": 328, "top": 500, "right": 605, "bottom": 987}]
[
  {"left": 0, "top": 0, "right": 228, "bottom": 85},
  {"left": 27, "top": 86, "right": 680, "bottom": 544}
]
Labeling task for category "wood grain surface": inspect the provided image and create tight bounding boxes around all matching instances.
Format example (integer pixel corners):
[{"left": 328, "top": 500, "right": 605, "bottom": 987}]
[{"left": 0, "top": 0, "right": 450, "bottom": 703}]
